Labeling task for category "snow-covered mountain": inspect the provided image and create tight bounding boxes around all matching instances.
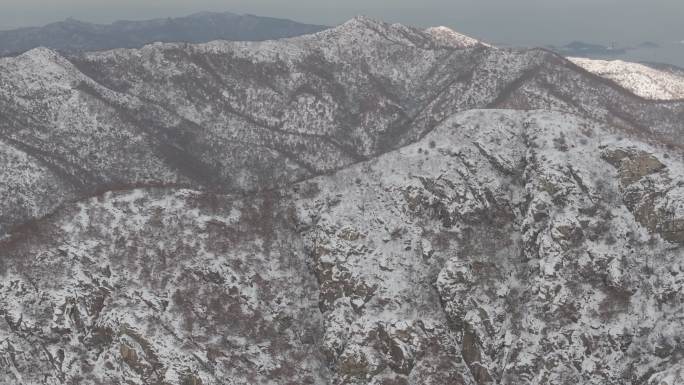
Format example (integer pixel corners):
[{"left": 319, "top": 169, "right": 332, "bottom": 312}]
[
  {"left": 571, "top": 57, "right": 684, "bottom": 100},
  {"left": 1, "top": 16, "right": 684, "bottom": 385}
]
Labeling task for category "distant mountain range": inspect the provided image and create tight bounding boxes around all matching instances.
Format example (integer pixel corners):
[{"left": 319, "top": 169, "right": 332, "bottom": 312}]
[
  {"left": 547, "top": 40, "right": 684, "bottom": 68},
  {"left": 0, "top": 11, "right": 327, "bottom": 56},
  {"left": 548, "top": 41, "right": 664, "bottom": 58},
  {"left": 550, "top": 41, "right": 629, "bottom": 57}
]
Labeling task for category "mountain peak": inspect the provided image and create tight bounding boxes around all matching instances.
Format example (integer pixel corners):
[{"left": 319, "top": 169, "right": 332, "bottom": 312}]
[
  {"left": 16, "top": 46, "right": 79, "bottom": 71},
  {"left": 18, "top": 46, "right": 62, "bottom": 61},
  {"left": 330, "top": 17, "right": 485, "bottom": 50},
  {"left": 321, "top": 16, "right": 430, "bottom": 48},
  {"left": 338, "top": 15, "right": 388, "bottom": 30},
  {"left": 424, "top": 25, "right": 484, "bottom": 48}
]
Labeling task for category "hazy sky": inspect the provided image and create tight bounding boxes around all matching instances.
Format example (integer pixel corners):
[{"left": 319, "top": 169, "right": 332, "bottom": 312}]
[{"left": 2, "top": 0, "right": 684, "bottom": 46}]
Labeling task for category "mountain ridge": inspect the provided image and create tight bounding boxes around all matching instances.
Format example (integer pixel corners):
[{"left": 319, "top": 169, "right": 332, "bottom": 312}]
[{"left": 2, "top": 16, "right": 684, "bottom": 236}]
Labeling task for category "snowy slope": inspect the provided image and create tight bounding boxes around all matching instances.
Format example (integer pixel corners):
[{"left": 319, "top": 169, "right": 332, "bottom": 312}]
[
  {"left": 2, "top": 109, "right": 684, "bottom": 385},
  {"left": 424, "top": 26, "right": 485, "bottom": 48},
  {"left": 571, "top": 57, "right": 684, "bottom": 100}
]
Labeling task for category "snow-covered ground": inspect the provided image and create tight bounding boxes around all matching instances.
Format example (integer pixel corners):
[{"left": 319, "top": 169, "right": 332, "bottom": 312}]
[
  {"left": 2, "top": 16, "right": 684, "bottom": 385},
  {"left": 571, "top": 57, "right": 684, "bottom": 100},
  {"left": 424, "top": 25, "right": 487, "bottom": 48}
]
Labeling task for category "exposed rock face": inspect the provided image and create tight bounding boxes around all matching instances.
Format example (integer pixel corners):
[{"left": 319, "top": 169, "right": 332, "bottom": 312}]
[
  {"left": 2, "top": 16, "right": 684, "bottom": 385},
  {"left": 602, "top": 147, "right": 684, "bottom": 243},
  {"left": 601, "top": 147, "right": 666, "bottom": 186}
]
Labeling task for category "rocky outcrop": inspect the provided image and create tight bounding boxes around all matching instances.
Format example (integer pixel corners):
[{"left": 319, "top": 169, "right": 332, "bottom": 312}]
[
  {"left": 601, "top": 147, "right": 666, "bottom": 185},
  {"left": 602, "top": 146, "right": 684, "bottom": 243}
]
